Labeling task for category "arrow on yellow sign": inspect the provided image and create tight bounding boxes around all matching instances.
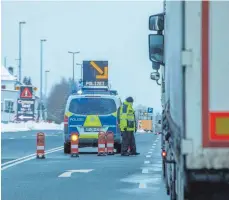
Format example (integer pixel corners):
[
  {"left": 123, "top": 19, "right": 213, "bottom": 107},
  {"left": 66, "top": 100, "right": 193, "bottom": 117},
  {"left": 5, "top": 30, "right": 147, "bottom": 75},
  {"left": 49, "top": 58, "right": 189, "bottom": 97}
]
[{"left": 90, "top": 61, "right": 108, "bottom": 80}]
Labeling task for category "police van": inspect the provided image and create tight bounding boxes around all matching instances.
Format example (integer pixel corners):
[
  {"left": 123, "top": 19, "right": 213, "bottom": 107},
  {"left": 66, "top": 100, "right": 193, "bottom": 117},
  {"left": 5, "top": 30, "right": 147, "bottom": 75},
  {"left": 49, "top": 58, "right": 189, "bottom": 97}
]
[{"left": 63, "top": 87, "right": 122, "bottom": 153}]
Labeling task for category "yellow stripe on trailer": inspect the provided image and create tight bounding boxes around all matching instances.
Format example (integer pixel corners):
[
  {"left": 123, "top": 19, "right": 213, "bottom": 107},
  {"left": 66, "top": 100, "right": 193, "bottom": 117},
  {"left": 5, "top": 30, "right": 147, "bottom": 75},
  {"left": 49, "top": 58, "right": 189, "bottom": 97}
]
[{"left": 216, "top": 117, "right": 229, "bottom": 135}]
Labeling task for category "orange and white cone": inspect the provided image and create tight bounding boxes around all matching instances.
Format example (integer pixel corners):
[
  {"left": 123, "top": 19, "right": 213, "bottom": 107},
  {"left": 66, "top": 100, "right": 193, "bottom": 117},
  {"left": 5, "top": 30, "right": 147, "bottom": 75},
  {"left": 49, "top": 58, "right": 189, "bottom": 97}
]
[
  {"left": 98, "top": 132, "right": 107, "bottom": 156},
  {"left": 71, "top": 133, "right": 79, "bottom": 157},
  {"left": 37, "top": 132, "right": 45, "bottom": 159},
  {"left": 106, "top": 131, "right": 114, "bottom": 155}
]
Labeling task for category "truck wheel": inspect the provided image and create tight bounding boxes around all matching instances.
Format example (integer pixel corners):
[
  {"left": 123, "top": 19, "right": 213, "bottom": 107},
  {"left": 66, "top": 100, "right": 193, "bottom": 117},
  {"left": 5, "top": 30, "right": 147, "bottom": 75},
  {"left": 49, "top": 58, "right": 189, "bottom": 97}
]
[{"left": 64, "top": 142, "right": 70, "bottom": 154}]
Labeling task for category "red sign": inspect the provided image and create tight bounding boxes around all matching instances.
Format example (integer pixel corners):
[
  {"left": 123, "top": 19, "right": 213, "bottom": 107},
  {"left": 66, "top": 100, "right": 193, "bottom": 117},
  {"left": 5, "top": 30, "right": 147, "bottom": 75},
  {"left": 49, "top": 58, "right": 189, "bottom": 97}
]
[{"left": 20, "top": 87, "right": 33, "bottom": 98}]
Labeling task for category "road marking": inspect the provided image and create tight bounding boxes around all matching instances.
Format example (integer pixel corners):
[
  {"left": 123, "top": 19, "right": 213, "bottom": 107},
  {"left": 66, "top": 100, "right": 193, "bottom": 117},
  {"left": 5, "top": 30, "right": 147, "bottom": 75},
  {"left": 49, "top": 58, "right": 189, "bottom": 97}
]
[
  {"left": 142, "top": 168, "right": 149, "bottom": 174},
  {"left": 152, "top": 143, "right": 156, "bottom": 146},
  {"left": 22, "top": 136, "right": 26, "bottom": 138},
  {"left": 150, "top": 148, "right": 154, "bottom": 151},
  {"left": 9, "top": 138, "right": 14, "bottom": 140},
  {"left": 1, "top": 146, "right": 63, "bottom": 167},
  {"left": 139, "top": 183, "right": 147, "bottom": 188},
  {"left": 58, "top": 169, "right": 94, "bottom": 177},
  {"left": 146, "top": 155, "right": 151, "bottom": 158},
  {"left": 1, "top": 146, "right": 63, "bottom": 170},
  {"left": 148, "top": 151, "right": 152, "bottom": 154},
  {"left": 144, "top": 161, "right": 150, "bottom": 164}
]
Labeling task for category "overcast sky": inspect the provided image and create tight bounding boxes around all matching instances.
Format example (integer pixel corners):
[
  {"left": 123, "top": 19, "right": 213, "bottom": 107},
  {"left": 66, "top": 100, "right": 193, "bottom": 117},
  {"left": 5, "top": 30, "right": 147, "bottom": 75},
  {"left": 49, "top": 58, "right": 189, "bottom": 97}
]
[{"left": 1, "top": 0, "right": 163, "bottom": 111}]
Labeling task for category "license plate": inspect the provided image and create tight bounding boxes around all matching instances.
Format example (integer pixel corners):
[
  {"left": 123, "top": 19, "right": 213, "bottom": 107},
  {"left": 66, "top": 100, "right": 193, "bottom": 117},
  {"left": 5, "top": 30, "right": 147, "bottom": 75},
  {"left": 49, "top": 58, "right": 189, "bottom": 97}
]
[{"left": 84, "top": 128, "right": 101, "bottom": 132}]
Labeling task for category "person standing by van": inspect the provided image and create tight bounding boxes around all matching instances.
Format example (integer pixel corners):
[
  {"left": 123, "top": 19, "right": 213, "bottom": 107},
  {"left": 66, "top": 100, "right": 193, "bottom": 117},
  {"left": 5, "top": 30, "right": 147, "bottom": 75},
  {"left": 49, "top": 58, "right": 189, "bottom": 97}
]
[{"left": 117, "top": 97, "right": 140, "bottom": 156}]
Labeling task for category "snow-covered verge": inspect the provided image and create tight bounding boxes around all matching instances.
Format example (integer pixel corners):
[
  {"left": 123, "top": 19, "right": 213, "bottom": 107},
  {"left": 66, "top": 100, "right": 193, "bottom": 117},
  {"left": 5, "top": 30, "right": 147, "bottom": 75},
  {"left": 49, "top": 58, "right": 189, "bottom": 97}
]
[
  {"left": 137, "top": 129, "right": 146, "bottom": 133},
  {"left": 1, "top": 121, "right": 64, "bottom": 133},
  {"left": 137, "top": 129, "right": 154, "bottom": 133}
]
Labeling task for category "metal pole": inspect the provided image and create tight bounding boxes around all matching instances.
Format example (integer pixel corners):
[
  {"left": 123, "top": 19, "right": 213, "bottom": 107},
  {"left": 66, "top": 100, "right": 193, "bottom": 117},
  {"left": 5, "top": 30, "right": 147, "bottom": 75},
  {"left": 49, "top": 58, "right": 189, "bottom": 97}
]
[
  {"left": 18, "top": 21, "right": 26, "bottom": 82},
  {"left": 73, "top": 54, "right": 75, "bottom": 82},
  {"left": 4, "top": 57, "right": 7, "bottom": 68},
  {"left": 81, "top": 64, "right": 83, "bottom": 80},
  {"left": 40, "top": 39, "right": 46, "bottom": 121},
  {"left": 76, "top": 63, "right": 83, "bottom": 80},
  {"left": 40, "top": 41, "right": 43, "bottom": 102},
  {"left": 45, "top": 70, "right": 50, "bottom": 98},
  {"left": 68, "top": 51, "right": 80, "bottom": 82}
]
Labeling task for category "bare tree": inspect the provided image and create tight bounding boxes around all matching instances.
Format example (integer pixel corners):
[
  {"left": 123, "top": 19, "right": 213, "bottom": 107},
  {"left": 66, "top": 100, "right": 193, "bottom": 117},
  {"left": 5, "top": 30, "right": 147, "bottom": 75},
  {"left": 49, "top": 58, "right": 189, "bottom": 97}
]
[{"left": 46, "top": 77, "right": 73, "bottom": 124}]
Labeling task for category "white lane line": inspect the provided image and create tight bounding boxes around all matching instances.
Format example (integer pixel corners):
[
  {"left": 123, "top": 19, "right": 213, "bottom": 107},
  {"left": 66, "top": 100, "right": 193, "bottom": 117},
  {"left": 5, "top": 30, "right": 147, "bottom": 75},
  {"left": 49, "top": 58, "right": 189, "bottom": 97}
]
[
  {"left": 139, "top": 183, "right": 147, "bottom": 188},
  {"left": 22, "top": 136, "right": 26, "bottom": 138},
  {"left": 152, "top": 143, "right": 156, "bottom": 146},
  {"left": 142, "top": 168, "right": 149, "bottom": 174},
  {"left": 1, "top": 147, "right": 63, "bottom": 171},
  {"left": 9, "top": 138, "right": 14, "bottom": 140},
  {"left": 58, "top": 169, "right": 94, "bottom": 177},
  {"left": 146, "top": 155, "right": 151, "bottom": 158},
  {"left": 1, "top": 146, "right": 63, "bottom": 167},
  {"left": 144, "top": 161, "right": 150, "bottom": 164},
  {"left": 148, "top": 151, "right": 152, "bottom": 154}
]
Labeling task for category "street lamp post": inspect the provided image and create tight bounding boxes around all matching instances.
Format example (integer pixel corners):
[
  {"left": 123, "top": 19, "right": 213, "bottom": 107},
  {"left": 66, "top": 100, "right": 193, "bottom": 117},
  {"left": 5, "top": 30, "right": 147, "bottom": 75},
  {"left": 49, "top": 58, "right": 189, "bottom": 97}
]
[
  {"left": 68, "top": 51, "right": 80, "bottom": 82},
  {"left": 45, "top": 70, "right": 50, "bottom": 99},
  {"left": 40, "top": 39, "right": 47, "bottom": 103},
  {"left": 18, "top": 21, "right": 26, "bottom": 82},
  {"left": 39, "top": 39, "right": 47, "bottom": 121},
  {"left": 76, "top": 63, "right": 83, "bottom": 80}
]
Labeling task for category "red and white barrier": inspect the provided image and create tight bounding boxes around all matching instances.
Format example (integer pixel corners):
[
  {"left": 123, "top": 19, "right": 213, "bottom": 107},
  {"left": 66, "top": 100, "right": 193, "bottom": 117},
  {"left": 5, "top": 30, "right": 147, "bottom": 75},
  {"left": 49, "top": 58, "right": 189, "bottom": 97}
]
[
  {"left": 71, "top": 133, "right": 79, "bottom": 157},
  {"left": 36, "top": 132, "right": 45, "bottom": 159},
  {"left": 98, "top": 132, "right": 107, "bottom": 156},
  {"left": 106, "top": 131, "right": 114, "bottom": 155}
]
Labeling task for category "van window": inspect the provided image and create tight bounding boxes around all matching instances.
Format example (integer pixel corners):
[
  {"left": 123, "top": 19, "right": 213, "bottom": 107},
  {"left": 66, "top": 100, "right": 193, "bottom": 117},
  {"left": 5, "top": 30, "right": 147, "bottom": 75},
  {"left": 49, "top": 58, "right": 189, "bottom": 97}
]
[{"left": 69, "top": 98, "right": 116, "bottom": 115}]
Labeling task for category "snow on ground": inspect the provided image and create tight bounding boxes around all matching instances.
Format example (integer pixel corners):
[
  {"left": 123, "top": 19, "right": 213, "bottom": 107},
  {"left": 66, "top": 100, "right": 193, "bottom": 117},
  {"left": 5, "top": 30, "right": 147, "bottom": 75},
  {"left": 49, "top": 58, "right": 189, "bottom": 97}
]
[
  {"left": 137, "top": 129, "right": 146, "bottom": 133},
  {"left": 1, "top": 121, "right": 64, "bottom": 133}
]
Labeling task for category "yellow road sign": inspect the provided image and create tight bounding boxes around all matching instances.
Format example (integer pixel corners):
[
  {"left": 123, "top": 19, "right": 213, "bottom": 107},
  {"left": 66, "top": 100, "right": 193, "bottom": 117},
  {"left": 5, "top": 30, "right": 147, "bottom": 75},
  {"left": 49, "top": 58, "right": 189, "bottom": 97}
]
[{"left": 90, "top": 61, "right": 108, "bottom": 80}]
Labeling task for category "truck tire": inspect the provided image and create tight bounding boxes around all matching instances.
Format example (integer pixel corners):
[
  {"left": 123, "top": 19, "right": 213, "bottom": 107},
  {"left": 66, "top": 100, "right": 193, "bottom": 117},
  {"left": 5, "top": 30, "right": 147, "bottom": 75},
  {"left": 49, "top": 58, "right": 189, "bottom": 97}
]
[{"left": 64, "top": 142, "right": 70, "bottom": 154}]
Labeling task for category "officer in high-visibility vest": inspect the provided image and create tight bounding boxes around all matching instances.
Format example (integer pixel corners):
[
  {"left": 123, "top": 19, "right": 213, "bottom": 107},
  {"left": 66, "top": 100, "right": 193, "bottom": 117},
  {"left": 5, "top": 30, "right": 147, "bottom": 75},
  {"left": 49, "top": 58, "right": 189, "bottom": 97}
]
[{"left": 117, "top": 97, "right": 140, "bottom": 156}]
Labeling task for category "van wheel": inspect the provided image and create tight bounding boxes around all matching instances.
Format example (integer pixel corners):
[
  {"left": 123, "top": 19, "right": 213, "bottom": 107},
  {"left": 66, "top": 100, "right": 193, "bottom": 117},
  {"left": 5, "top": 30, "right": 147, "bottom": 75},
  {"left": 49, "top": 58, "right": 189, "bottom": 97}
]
[
  {"left": 115, "top": 143, "right": 122, "bottom": 154},
  {"left": 64, "top": 142, "right": 70, "bottom": 154}
]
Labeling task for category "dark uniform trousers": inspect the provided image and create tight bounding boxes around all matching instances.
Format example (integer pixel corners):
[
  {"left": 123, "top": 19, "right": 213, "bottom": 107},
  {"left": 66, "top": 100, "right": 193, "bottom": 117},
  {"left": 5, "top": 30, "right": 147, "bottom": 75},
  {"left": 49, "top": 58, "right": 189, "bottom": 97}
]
[{"left": 121, "top": 131, "right": 136, "bottom": 153}]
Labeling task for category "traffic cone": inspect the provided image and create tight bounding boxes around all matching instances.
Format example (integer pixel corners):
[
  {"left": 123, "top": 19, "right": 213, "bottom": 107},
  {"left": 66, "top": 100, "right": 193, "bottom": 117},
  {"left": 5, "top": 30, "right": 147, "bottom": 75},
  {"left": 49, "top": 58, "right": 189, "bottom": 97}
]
[
  {"left": 98, "top": 132, "right": 107, "bottom": 156},
  {"left": 106, "top": 131, "right": 114, "bottom": 155},
  {"left": 37, "top": 132, "right": 45, "bottom": 159},
  {"left": 71, "top": 133, "right": 79, "bottom": 157}
]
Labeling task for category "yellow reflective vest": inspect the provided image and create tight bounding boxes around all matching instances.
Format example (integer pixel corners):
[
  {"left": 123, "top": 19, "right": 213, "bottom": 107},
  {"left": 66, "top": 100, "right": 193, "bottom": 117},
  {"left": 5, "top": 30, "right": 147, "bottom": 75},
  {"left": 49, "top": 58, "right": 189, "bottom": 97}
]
[{"left": 118, "top": 101, "right": 136, "bottom": 132}]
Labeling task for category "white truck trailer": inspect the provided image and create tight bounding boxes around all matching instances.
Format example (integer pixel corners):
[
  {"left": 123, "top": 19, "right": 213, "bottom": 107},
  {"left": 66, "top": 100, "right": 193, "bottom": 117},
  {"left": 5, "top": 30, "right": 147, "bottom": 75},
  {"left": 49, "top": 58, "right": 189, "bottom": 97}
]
[{"left": 148, "top": 1, "right": 229, "bottom": 200}]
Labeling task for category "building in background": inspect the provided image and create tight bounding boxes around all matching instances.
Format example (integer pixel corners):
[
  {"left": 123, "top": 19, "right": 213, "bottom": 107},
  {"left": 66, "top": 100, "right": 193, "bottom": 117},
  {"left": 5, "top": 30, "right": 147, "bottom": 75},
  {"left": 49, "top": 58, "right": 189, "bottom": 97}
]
[{"left": 1, "top": 65, "right": 39, "bottom": 123}]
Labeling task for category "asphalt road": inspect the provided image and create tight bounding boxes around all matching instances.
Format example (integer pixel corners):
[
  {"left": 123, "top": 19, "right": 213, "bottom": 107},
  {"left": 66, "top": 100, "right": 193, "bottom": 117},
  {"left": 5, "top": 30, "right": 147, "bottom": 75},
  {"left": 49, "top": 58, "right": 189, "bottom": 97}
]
[{"left": 2, "top": 130, "right": 169, "bottom": 200}]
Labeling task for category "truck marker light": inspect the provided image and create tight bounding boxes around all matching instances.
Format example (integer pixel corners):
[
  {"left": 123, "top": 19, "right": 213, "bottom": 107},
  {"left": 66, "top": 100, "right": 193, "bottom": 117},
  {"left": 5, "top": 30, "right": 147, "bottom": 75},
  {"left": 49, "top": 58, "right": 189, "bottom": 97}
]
[{"left": 162, "top": 150, "right": 167, "bottom": 157}]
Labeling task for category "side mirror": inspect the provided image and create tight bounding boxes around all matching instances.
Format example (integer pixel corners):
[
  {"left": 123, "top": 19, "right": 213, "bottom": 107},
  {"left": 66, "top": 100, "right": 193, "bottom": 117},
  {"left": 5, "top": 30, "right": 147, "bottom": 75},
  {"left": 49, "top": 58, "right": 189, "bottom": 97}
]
[
  {"left": 152, "top": 61, "right": 160, "bottom": 71},
  {"left": 149, "top": 13, "right": 164, "bottom": 31},
  {"left": 148, "top": 34, "right": 164, "bottom": 64},
  {"left": 150, "top": 71, "right": 160, "bottom": 81}
]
